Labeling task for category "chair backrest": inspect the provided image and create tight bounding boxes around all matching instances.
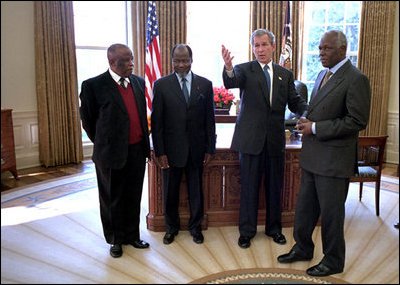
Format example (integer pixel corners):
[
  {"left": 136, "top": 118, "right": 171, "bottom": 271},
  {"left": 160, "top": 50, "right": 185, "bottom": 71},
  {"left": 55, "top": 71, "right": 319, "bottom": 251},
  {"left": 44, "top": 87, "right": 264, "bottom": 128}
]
[
  {"left": 294, "top": 80, "right": 308, "bottom": 102},
  {"left": 356, "top": 135, "right": 388, "bottom": 176},
  {"left": 285, "top": 80, "right": 308, "bottom": 130}
]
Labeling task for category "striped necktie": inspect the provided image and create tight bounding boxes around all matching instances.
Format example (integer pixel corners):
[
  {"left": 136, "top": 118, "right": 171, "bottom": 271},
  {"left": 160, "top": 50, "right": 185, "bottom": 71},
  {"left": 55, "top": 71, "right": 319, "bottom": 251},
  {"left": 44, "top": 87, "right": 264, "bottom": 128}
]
[
  {"left": 320, "top": 71, "right": 332, "bottom": 89},
  {"left": 119, "top": 77, "right": 126, "bottom": 89},
  {"left": 181, "top": 78, "right": 190, "bottom": 104}
]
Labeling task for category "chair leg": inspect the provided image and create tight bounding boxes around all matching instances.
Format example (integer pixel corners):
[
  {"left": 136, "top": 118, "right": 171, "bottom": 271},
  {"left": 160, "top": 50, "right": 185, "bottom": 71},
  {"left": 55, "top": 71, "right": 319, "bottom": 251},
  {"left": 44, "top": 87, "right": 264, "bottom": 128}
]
[
  {"left": 375, "top": 181, "right": 381, "bottom": 216},
  {"left": 359, "top": 182, "right": 363, "bottom": 201}
]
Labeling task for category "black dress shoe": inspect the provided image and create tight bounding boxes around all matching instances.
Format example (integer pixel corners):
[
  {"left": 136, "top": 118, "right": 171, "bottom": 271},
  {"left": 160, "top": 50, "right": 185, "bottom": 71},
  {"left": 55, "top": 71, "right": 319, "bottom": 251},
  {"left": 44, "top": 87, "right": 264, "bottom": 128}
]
[
  {"left": 266, "top": 232, "right": 286, "bottom": 244},
  {"left": 163, "top": 232, "right": 178, "bottom": 244},
  {"left": 238, "top": 236, "right": 251, "bottom": 248},
  {"left": 306, "top": 263, "right": 343, "bottom": 277},
  {"left": 110, "top": 244, "right": 122, "bottom": 258},
  {"left": 128, "top": 239, "right": 150, "bottom": 249},
  {"left": 277, "top": 249, "right": 312, "bottom": 263},
  {"left": 192, "top": 232, "right": 204, "bottom": 244}
]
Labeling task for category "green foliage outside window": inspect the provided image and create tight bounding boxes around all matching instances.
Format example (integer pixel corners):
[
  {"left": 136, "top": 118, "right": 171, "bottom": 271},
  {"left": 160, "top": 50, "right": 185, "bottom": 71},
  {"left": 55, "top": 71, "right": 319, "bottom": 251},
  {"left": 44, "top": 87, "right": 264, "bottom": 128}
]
[{"left": 301, "top": 1, "right": 361, "bottom": 99}]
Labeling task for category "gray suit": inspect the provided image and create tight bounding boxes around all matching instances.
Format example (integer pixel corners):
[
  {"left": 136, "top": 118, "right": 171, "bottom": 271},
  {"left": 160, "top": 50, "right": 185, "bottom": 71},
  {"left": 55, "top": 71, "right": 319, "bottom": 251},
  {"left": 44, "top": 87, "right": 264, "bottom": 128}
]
[{"left": 293, "top": 59, "right": 371, "bottom": 271}]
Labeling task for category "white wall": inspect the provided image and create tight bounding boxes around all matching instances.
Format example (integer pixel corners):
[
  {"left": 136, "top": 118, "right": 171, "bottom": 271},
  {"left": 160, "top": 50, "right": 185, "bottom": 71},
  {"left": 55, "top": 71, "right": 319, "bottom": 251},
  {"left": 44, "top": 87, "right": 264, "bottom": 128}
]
[
  {"left": 1, "top": 1, "right": 399, "bottom": 169},
  {"left": 1, "top": 1, "right": 39, "bottom": 169},
  {"left": 386, "top": 1, "right": 399, "bottom": 164}
]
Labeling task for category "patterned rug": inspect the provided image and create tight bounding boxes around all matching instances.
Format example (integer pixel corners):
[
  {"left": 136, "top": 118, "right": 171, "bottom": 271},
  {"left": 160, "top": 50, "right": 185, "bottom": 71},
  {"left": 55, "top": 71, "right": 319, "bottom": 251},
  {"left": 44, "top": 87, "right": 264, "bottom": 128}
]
[{"left": 189, "top": 268, "right": 348, "bottom": 284}]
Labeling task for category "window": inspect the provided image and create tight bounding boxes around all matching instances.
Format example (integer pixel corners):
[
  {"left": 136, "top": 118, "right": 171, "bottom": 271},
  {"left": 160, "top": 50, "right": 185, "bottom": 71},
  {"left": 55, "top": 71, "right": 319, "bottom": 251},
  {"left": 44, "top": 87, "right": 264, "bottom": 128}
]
[
  {"left": 73, "top": 1, "right": 131, "bottom": 143},
  {"left": 187, "top": 1, "right": 250, "bottom": 106},
  {"left": 300, "top": 1, "right": 362, "bottom": 98}
]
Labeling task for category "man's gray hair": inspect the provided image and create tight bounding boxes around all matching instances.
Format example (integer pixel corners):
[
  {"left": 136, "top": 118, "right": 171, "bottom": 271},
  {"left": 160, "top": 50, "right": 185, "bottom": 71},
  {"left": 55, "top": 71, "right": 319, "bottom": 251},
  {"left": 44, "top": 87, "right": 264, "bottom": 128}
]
[
  {"left": 250, "top": 29, "right": 275, "bottom": 47},
  {"left": 107, "top": 43, "right": 130, "bottom": 61},
  {"left": 325, "top": 30, "right": 348, "bottom": 49}
]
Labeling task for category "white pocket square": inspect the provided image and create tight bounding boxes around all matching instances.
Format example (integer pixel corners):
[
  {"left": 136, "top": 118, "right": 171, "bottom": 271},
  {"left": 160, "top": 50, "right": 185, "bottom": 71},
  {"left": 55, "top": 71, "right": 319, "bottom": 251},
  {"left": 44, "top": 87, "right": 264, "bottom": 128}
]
[{"left": 278, "top": 77, "right": 282, "bottom": 80}]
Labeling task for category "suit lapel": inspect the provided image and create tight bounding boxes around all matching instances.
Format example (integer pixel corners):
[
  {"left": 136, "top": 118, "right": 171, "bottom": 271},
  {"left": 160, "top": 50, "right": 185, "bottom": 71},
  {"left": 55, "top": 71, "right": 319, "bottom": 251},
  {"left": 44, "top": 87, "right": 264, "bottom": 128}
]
[
  {"left": 170, "top": 73, "right": 187, "bottom": 106},
  {"left": 128, "top": 75, "right": 145, "bottom": 119},
  {"left": 271, "top": 63, "right": 282, "bottom": 106},
  {"left": 309, "top": 60, "right": 351, "bottom": 110},
  {"left": 103, "top": 72, "right": 127, "bottom": 114},
  {"left": 189, "top": 73, "right": 201, "bottom": 106},
  {"left": 251, "top": 61, "right": 270, "bottom": 106}
]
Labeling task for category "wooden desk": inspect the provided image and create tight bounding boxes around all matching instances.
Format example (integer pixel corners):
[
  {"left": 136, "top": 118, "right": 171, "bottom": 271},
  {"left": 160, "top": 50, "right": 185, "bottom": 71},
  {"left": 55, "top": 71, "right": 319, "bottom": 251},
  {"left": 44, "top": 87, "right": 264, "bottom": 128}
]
[{"left": 146, "top": 133, "right": 302, "bottom": 231}]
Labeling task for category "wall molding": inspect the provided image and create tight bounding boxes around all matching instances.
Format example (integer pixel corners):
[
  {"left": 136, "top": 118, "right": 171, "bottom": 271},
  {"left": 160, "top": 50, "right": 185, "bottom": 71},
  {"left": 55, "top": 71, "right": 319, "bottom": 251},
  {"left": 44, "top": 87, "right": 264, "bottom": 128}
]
[
  {"left": 11, "top": 111, "right": 94, "bottom": 170},
  {"left": 12, "top": 110, "right": 40, "bottom": 169},
  {"left": 386, "top": 111, "right": 399, "bottom": 164},
  {"left": 10, "top": 110, "right": 400, "bottom": 170}
]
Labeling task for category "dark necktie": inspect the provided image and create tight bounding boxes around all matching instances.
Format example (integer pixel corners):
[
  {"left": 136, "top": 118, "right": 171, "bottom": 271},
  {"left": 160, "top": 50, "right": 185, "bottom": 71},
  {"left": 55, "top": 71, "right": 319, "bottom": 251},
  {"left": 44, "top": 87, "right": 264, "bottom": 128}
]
[
  {"left": 181, "top": 78, "right": 190, "bottom": 104},
  {"left": 320, "top": 71, "right": 332, "bottom": 89},
  {"left": 263, "top": 65, "right": 271, "bottom": 104},
  {"left": 119, "top": 77, "right": 126, "bottom": 89}
]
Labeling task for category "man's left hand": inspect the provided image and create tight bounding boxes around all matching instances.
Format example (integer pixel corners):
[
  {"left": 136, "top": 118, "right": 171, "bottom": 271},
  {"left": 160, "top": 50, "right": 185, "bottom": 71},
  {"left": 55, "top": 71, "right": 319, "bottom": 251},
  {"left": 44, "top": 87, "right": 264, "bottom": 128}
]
[{"left": 203, "top": 153, "right": 212, "bottom": 166}]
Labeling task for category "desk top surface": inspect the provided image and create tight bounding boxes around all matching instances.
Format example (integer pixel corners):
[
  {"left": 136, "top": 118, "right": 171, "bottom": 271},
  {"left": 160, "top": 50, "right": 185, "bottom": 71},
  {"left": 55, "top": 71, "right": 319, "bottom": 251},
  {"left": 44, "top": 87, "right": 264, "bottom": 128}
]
[{"left": 216, "top": 124, "right": 302, "bottom": 150}]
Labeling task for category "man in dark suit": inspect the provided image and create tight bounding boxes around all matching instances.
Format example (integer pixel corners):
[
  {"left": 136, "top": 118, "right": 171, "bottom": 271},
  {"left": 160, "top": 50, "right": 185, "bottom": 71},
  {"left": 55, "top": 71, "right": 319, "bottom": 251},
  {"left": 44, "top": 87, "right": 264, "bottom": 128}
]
[
  {"left": 277, "top": 30, "right": 371, "bottom": 277},
  {"left": 151, "top": 44, "right": 216, "bottom": 245},
  {"left": 221, "top": 29, "right": 308, "bottom": 249},
  {"left": 80, "top": 43, "right": 151, "bottom": 258}
]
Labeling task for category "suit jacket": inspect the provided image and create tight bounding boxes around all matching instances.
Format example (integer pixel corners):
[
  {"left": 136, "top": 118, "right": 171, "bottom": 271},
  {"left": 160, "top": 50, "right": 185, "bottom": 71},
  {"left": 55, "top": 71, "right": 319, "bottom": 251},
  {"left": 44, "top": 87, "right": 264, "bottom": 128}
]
[
  {"left": 151, "top": 72, "right": 216, "bottom": 167},
  {"left": 79, "top": 71, "right": 150, "bottom": 169},
  {"left": 223, "top": 60, "right": 308, "bottom": 155},
  {"left": 300, "top": 60, "right": 371, "bottom": 178}
]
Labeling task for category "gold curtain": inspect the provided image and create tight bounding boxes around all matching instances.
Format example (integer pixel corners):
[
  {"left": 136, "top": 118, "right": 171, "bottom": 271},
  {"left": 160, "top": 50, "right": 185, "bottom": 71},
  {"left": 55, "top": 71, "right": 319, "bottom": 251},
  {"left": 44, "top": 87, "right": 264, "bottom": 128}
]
[
  {"left": 291, "top": 1, "right": 301, "bottom": 79},
  {"left": 131, "top": 1, "right": 147, "bottom": 77},
  {"left": 250, "top": 1, "right": 286, "bottom": 64},
  {"left": 358, "top": 1, "right": 396, "bottom": 136},
  {"left": 34, "top": 1, "right": 83, "bottom": 167},
  {"left": 131, "top": 1, "right": 186, "bottom": 78}
]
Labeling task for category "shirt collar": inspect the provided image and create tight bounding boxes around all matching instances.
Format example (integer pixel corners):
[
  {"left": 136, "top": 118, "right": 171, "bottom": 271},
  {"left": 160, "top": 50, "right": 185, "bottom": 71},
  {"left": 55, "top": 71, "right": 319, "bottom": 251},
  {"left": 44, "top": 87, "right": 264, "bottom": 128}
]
[
  {"left": 258, "top": 60, "right": 273, "bottom": 71},
  {"left": 328, "top": 57, "right": 349, "bottom": 74},
  {"left": 109, "top": 68, "right": 129, "bottom": 84},
  {"left": 175, "top": 71, "right": 192, "bottom": 82}
]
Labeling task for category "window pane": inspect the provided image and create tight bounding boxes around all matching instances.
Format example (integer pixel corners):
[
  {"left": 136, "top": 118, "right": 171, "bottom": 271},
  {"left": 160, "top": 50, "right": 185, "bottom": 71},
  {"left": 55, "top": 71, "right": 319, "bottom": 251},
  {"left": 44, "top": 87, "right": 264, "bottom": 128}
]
[
  {"left": 311, "top": 3, "right": 327, "bottom": 24},
  {"left": 305, "top": 54, "right": 323, "bottom": 81},
  {"left": 327, "top": 2, "right": 345, "bottom": 24},
  {"left": 346, "top": 25, "right": 360, "bottom": 52},
  {"left": 187, "top": 1, "right": 250, "bottom": 99},
  {"left": 301, "top": 1, "right": 361, "bottom": 100},
  {"left": 346, "top": 2, "right": 361, "bottom": 23},
  {"left": 76, "top": 49, "right": 109, "bottom": 93},
  {"left": 308, "top": 26, "right": 325, "bottom": 51},
  {"left": 73, "top": 1, "right": 127, "bottom": 47},
  {"left": 73, "top": 1, "right": 129, "bottom": 143}
]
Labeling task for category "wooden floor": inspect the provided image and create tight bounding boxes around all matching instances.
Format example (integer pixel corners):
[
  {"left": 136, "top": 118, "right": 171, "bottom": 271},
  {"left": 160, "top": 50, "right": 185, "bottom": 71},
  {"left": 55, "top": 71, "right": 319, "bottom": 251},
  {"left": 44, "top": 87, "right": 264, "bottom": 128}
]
[{"left": 1, "top": 160, "right": 399, "bottom": 284}]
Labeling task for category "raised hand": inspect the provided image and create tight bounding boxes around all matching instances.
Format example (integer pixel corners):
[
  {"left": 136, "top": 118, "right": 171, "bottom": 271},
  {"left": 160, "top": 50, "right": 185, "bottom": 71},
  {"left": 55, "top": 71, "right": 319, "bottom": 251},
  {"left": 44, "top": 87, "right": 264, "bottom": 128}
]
[{"left": 221, "top": 44, "right": 234, "bottom": 71}]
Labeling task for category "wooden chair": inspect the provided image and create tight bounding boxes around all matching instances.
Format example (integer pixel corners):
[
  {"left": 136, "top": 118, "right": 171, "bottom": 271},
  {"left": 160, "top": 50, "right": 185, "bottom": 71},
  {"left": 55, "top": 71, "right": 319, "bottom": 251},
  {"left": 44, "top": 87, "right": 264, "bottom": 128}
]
[{"left": 350, "top": 135, "right": 388, "bottom": 216}]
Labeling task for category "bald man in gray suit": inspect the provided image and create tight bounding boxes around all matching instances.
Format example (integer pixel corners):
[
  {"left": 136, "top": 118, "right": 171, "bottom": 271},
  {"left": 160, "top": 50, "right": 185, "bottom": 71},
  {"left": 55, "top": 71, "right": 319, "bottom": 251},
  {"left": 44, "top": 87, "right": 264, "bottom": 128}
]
[{"left": 277, "top": 30, "right": 371, "bottom": 277}]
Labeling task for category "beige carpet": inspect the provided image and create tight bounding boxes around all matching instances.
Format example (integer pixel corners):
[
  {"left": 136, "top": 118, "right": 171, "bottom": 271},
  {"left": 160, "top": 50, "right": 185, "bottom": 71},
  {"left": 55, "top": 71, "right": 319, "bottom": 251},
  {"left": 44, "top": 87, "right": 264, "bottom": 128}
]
[{"left": 1, "top": 172, "right": 399, "bottom": 284}]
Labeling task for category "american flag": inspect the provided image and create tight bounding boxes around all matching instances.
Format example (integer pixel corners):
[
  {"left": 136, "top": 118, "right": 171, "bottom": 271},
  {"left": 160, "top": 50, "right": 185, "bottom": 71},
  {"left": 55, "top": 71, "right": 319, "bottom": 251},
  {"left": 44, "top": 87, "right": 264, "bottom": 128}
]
[
  {"left": 279, "top": 1, "right": 292, "bottom": 69},
  {"left": 145, "top": 1, "right": 161, "bottom": 131}
]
